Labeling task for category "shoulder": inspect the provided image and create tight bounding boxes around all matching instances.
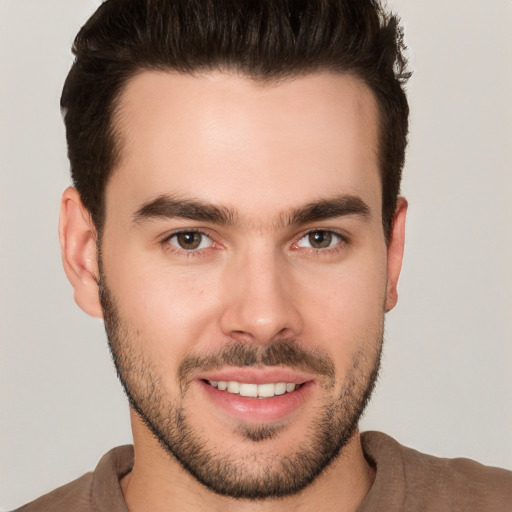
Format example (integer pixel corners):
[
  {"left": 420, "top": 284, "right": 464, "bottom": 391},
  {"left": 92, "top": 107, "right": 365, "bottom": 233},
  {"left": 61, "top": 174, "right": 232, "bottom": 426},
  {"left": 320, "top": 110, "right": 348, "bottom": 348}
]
[
  {"left": 12, "top": 472, "right": 94, "bottom": 512},
  {"left": 361, "top": 431, "right": 512, "bottom": 512},
  {"left": 12, "top": 445, "right": 133, "bottom": 512},
  {"left": 399, "top": 439, "right": 512, "bottom": 509}
]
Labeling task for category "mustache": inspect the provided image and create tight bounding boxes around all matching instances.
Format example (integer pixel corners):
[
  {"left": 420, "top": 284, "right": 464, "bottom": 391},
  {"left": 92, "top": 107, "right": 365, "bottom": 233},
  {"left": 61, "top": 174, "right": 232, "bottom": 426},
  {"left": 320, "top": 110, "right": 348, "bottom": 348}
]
[{"left": 178, "top": 339, "right": 336, "bottom": 388}]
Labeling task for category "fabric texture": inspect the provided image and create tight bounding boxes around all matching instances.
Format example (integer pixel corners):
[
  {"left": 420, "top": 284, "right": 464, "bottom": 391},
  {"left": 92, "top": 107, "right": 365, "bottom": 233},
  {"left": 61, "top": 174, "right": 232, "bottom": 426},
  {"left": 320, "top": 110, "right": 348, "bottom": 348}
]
[{"left": 14, "top": 432, "right": 512, "bottom": 511}]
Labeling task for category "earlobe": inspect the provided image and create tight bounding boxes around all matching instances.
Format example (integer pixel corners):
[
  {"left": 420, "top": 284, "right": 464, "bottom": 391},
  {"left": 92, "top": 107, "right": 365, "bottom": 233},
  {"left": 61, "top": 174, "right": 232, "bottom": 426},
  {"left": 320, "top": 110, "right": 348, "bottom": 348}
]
[
  {"left": 59, "top": 187, "right": 103, "bottom": 318},
  {"left": 385, "top": 197, "right": 407, "bottom": 312}
]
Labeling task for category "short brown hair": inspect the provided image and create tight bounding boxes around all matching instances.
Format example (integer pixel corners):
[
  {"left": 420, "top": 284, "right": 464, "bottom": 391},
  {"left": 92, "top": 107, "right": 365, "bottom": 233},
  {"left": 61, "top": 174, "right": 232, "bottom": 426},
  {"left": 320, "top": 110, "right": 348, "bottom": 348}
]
[{"left": 61, "top": 0, "right": 410, "bottom": 240}]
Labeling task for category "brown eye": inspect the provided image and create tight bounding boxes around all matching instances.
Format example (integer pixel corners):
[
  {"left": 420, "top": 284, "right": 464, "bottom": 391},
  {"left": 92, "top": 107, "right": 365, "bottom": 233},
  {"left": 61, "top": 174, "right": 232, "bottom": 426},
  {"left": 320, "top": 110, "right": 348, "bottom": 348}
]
[
  {"left": 308, "top": 231, "right": 333, "bottom": 248},
  {"left": 168, "top": 231, "right": 211, "bottom": 251},
  {"left": 296, "top": 230, "right": 343, "bottom": 250}
]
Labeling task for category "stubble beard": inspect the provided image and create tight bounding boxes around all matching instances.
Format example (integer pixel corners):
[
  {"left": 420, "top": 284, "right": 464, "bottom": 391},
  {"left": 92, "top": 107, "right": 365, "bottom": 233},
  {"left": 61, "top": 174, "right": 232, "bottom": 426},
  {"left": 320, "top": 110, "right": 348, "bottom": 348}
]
[{"left": 99, "top": 280, "right": 382, "bottom": 500}]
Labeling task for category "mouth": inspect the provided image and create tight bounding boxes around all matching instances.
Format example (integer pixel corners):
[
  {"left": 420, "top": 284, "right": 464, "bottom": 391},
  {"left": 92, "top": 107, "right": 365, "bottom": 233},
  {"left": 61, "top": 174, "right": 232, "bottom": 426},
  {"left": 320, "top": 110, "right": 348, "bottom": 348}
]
[
  {"left": 197, "top": 371, "right": 315, "bottom": 424},
  {"left": 204, "top": 380, "right": 302, "bottom": 398}
]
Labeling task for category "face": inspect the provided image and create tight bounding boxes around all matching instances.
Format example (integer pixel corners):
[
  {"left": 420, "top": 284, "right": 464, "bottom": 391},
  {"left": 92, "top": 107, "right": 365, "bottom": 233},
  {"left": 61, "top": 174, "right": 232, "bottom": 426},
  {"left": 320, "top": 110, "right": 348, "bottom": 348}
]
[{"left": 68, "top": 71, "right": 405, "bottom": 499}]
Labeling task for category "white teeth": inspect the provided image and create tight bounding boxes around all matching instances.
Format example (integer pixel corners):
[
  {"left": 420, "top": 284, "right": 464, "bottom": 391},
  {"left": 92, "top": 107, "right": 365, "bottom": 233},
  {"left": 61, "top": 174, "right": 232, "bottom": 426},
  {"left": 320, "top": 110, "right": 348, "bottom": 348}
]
[
  {"left": 274, "top": 382, "right": 287, "bottom": 395},
  {"left": 257, "top": 383, "right": 275, "bottom": 398},
  {"left": 207, "top": 380, "right": 299, "bottom": 397},
  {"left": 239, "top": 383, "right": 258, "bottom": 397},
  {"left": 286, "top": 383, "right": 296, "bottom": 392},
  {"left": 227, "top": 381, "right": 240, "bottom": 393}
]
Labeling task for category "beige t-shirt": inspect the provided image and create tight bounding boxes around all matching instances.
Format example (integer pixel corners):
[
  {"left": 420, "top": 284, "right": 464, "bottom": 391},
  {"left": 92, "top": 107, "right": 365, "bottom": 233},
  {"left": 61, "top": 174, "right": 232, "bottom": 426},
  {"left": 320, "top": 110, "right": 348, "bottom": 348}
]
[{"left": 15, "top": 432, "right": 512, "bottom": 511}]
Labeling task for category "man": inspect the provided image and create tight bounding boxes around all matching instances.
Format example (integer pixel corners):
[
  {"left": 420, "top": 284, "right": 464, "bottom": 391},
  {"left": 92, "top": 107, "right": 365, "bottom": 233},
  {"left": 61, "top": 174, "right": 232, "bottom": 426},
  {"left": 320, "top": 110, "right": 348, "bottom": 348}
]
[{"left": 13, "top": 0, "right": 512, "bottom": 510}]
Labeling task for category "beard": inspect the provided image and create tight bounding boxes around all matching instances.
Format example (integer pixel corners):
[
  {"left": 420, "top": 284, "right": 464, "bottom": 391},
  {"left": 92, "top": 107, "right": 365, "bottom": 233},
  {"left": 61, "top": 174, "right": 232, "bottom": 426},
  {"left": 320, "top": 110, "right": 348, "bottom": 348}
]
[{"left": 99, "top": 278, "right": 382, "bottom": 500}]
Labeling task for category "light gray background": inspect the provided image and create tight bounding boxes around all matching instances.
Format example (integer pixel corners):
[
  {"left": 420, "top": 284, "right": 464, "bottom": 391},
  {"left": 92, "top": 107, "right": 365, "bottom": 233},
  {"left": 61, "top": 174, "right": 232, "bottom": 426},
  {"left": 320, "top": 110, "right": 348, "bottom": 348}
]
[{"left": 1, "top": 0, "right": 511, "bottom": 509}]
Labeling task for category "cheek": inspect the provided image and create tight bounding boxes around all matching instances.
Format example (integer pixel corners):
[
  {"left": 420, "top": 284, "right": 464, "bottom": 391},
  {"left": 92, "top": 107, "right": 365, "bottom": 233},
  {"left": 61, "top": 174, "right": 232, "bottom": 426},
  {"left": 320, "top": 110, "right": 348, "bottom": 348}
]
[
  {"left": 295, "top": 253, "right": 387, "bottom": 361},
  {"left": 103, "top": 250, "right": 222, "bottom": 368}
]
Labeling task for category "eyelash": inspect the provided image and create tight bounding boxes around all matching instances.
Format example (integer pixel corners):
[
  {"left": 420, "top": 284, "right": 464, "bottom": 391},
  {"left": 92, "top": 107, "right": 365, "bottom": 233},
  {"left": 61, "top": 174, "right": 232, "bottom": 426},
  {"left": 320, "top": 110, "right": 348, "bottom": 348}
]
[
  {"left": 292, "top": 230, "right": 349, "bottom": 255},
  {"left": 161, "top": 229, "right": 349, "bottom": 257},
  {"left": 162, "top": 229, "right": 217, "bottom": 257}
]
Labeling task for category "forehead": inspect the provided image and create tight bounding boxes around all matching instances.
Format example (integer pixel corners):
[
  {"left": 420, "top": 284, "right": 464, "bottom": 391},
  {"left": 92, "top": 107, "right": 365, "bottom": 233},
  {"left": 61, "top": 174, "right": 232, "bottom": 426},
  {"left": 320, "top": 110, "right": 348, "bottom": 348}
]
[{"left": 107, "top": 71, "right": 381, "bottom": 222}]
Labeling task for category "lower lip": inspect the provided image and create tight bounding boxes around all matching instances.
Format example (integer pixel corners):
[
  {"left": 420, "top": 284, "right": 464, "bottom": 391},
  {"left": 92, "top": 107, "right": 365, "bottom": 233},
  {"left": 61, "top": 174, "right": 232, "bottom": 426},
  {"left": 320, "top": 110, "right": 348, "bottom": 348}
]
[{"left": 199, "top": 380, "right": 314, "bottom": 423}]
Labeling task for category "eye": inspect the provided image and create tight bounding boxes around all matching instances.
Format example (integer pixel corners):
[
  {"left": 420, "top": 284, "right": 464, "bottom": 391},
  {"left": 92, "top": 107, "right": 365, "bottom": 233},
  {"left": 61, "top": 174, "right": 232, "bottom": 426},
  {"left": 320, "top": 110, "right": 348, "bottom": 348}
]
[
  {"left": 296, "top": 230, "right": 343, "bottom": 249},
  {"left": 167, "top": 231, "right": 213, "bottom": 251}
]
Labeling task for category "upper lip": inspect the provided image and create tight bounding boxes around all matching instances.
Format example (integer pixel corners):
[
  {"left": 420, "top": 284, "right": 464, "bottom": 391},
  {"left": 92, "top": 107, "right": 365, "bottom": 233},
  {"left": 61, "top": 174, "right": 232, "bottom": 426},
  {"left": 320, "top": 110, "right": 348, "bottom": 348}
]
[{"left": 196, "top": 367, "right": 316, "bottom": 385}]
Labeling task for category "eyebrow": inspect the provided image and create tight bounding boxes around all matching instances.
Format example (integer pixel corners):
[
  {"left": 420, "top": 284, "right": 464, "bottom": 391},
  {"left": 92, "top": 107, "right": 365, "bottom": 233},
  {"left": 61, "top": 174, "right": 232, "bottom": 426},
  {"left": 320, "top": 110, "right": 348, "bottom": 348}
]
[
  {"left": 133, "top": 194, "right": 371, "bottom": 227},
  {"left": 288, "top": 195, "right": 370, "bottom": 225},
  {"left": 133, "top": 195, "right": 236, "bottom": 225}
]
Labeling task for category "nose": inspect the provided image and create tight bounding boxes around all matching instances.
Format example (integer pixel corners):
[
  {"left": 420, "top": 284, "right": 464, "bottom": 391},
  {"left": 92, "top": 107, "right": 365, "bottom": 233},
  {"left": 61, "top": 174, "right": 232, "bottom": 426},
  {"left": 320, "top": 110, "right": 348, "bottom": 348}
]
[{"left": 219, "top": 247, "right": 303, "bottom": 345}]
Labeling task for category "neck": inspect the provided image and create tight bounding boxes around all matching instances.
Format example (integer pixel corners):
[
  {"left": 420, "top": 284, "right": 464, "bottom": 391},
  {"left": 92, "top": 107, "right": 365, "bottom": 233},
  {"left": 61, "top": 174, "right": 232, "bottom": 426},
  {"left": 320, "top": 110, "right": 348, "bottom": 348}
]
[{"left": 121, "top": 411, "right": 374, "bottom": 512}]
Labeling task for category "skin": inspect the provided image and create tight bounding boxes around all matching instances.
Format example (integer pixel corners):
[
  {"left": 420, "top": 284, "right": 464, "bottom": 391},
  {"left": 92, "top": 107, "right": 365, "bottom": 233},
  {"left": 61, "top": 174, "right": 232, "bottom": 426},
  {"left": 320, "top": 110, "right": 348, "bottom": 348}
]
[{"left": 59, "top": 71, "right": 407, "bottom": 512}]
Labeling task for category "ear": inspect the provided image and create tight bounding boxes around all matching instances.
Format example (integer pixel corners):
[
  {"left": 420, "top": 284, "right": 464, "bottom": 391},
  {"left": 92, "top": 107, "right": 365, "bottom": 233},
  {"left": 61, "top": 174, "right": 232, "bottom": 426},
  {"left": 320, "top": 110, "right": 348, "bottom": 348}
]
[
  {"left": 59, "top": 187, "right": 103, "bottom": 318},
  {"left": 385, "top": 197, "right": 408, "bottom": 312}
]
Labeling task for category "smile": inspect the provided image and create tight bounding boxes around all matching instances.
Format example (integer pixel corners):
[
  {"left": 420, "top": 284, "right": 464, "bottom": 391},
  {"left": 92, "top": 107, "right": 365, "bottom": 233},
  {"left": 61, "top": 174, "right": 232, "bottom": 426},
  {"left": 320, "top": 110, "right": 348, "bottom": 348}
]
[
  {"left": 206, "top": 380, "right": 299, "bottom": 398},
  {"left": 199, "top": 375, "right": 313, "bottom": 422}
]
